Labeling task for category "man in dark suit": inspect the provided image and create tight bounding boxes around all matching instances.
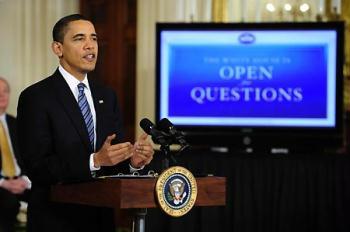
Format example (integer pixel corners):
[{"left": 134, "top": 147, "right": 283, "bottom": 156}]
[
  {"left": 0, "top": 77, "right": 31, "bottom": 232},
  {"left": 16, "top": 14, "right": 154, "bottom": 232}
]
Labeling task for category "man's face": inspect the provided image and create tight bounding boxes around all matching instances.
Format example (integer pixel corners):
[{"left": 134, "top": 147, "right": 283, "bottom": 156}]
[
  {"left": 0, "top": 80, "right": 9, "bottom": 112},
  {"left": 54, "top": 20, "right": 98, "bottom": 79}
]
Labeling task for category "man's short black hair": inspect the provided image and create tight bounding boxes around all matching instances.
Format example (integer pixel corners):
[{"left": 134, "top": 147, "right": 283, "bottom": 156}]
[{"left": 52, "top": 14, "right": 90, "bottom": 43}]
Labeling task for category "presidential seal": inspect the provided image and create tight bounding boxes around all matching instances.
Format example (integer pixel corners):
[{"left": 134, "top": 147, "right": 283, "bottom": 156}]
[{"left": 155, "top": 166, "right": 197, "bottom": 217}]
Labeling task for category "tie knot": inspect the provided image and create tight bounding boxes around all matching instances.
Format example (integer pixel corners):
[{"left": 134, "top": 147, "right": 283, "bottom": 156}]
[{"left": 77, "top": 83, "right": 85, "bottom": 92}]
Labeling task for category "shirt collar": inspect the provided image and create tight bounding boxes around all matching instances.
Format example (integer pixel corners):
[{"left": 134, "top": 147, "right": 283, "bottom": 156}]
[
  {"left": 58, "top": 65, "right": 91, "bottom": 91},
  {"left": 0, "top": 114, "right": 5, "bottom": 122}
]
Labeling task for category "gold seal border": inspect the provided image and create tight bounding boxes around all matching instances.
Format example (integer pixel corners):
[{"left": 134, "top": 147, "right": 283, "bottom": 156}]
[{"left": 155, "top": 166, "right": 198, "bottom": 217}]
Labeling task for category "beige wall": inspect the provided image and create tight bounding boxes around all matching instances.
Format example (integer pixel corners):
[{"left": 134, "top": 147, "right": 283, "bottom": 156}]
[{"left": 0, "top": 0, "right": 78, "bottom": 115}]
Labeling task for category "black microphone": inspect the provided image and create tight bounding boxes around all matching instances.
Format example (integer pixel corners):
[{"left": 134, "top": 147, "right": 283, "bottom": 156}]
[
  {"left": 157, "top": 118, "right": 189, "bottom": 151},
  {"left": 139, "top": 118, "right": 170, "bottom": 145}
]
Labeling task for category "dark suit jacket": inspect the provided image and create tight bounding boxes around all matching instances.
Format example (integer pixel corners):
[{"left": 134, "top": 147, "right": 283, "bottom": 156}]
[
  {"left": 0, "top": 114, "right": 24, "bottom": 178},
  {"left": 17, "top": 69, "right": 130, "bottom": 232},
  {"left": 0, "top": 114, "right": 27, "bottom": 232}
]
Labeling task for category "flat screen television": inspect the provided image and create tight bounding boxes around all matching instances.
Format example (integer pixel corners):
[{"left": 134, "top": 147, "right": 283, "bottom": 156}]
[{"left": 156, "top": 22, "right": 345, "bottom": 153}]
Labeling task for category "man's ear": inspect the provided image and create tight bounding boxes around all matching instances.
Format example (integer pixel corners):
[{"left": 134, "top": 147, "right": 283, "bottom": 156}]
[{"left": 51, "top": 41, "right": 63, "bottom": 58}]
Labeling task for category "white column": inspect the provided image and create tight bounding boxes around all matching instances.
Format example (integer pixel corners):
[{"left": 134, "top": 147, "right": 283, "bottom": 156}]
[
  {"left": 240, "top": 0, "right": 247, "bottom": 22},
  {"left": 255, "top": 0, "right": 262, "bottom": 22},
  {"left": 136, "top": 0, "right": 158, "bottom": 138},
  {"left": 331, "top": 0, "right": 341, "bottom": 14},
  {"left": 318, "top": 0, "right": 325, "bottom": 14},
  {"left": 176, "top": 0, "right": 185, "bottom": 21},
  {"left": 190, "top": 0, "right": 197, "bottom": 21},
  {"left": 203, "top": 0, "right": 212, "bottom": 22}
]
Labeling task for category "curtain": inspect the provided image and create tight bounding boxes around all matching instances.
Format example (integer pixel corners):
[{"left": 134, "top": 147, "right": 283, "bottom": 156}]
[{"left": 0, "top": 0, "right": 78, "bottom": 115}]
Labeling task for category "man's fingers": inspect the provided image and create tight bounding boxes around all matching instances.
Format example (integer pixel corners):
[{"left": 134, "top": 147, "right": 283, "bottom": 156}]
[
  {"left": 110, "top": 150, "right": 133, "bottom": 163},
  {"left": 138, "top": 132, "right": 148, "bottom": 141},
  {"left": 107, "top": 143, "right": 133, "bottom": 159},
  {"left": 136, "top": 142, "right": 153, "bottom": 154},
  {"left": 108, "top": 142, "right": 132, "bottom": 151},
  {"left": 104, "top": 134, "right": 116, "bottom": 146}
]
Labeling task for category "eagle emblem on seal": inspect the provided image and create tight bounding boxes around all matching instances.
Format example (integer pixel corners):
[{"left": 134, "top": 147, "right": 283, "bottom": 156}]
[{"left": 168, "top": 178, "right": 187, "bottom": 205}]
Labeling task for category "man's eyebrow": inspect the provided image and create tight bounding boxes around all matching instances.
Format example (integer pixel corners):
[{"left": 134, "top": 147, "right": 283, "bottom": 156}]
[
  {"left": 71, "top": 33, "right": 97, "bottom": 39},
  {"left": 72, "top": 33, "right": 85, "bottom": 39}
]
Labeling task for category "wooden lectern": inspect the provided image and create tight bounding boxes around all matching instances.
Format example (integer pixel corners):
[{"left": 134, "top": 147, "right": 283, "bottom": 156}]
[{"left": 51, "top": 176, "right": 226, "bottom": 232}]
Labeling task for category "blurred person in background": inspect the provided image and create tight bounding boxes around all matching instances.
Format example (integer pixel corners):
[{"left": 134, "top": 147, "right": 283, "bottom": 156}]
[{"left": 0, "top": 77, "right": 30, "bottom": 232}]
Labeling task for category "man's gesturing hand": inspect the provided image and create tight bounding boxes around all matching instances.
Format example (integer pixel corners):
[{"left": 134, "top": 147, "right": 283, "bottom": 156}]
[
  {"left": 131, "top": 133, "right": 154, "bottom": 168},
  {"left": 93, "top": 134, "right": 134, "bottom": 168}
]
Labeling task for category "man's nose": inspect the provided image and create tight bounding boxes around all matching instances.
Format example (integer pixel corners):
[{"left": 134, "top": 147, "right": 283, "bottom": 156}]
[{"left": 85, "top": 39, "right": 96, "bottom": 49}]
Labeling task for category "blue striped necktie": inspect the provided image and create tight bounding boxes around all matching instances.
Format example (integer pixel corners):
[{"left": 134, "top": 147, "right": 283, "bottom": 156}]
[{"left": 77, "top": 83, "right": 95, "bottom": 150}]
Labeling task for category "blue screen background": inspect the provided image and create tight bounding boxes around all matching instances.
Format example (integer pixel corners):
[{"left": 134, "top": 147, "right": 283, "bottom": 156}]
[{"left": 166, "top": 45, "right": 328, "bottom": 118}]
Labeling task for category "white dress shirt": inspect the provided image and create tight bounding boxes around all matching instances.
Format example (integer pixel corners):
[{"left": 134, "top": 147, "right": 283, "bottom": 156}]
[
  {"left": 58, "top": 65, "right": 99, "bottom": 171},
  {"left": 59, "top": 65, "right": 142, "bottom": 174}
]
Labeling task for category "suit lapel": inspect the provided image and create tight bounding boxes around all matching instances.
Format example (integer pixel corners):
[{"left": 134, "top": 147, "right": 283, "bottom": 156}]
[{"left": 52, "top": 70, "right": 92, "bottom": 152}]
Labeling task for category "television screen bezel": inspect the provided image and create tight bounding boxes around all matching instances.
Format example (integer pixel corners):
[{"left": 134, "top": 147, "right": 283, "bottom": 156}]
[{"left": 155, "top": 21, "right": 345, "bottom": 152}]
